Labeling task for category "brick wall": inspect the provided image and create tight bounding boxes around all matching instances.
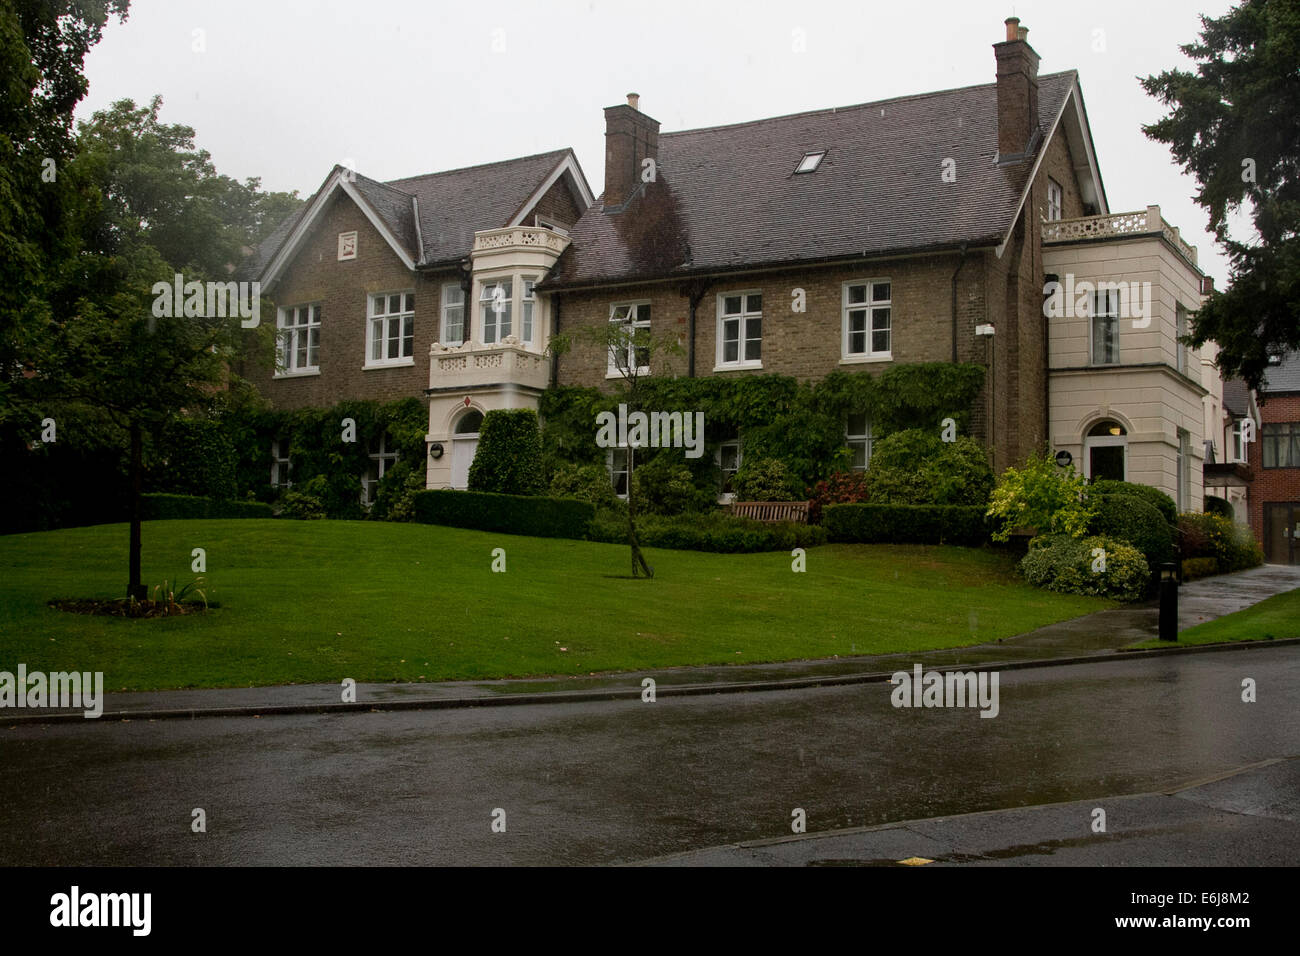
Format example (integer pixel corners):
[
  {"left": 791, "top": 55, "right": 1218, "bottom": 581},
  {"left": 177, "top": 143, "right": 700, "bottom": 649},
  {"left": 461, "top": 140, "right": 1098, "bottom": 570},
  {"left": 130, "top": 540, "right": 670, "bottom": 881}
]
[
  {"left": 1248, "top": 393, "right": 1300, "bottom": 554},
  {"left": 240, "top": 191, "right": 457, "bottom": 410},
  {"left": 533, "top": 176, "right": 584, "bottom": 228}
]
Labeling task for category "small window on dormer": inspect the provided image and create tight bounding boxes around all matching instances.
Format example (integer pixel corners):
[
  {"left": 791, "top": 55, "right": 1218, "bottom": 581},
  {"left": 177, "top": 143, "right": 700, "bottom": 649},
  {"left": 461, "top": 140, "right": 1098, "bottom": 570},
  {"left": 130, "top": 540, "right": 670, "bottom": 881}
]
[{"left": 795, "top": 151, "right": 826, "bottom": 174}]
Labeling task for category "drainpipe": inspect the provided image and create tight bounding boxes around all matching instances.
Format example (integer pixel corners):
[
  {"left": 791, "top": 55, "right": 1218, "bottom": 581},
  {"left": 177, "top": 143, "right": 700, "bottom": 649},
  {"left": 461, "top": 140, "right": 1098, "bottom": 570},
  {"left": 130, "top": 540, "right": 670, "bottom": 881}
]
[
  {"left": 685, "top": 281, "right": 710, "bottom": 378},
  {"left": 950, "top": 242, "right": 968, "bottom": 363}
]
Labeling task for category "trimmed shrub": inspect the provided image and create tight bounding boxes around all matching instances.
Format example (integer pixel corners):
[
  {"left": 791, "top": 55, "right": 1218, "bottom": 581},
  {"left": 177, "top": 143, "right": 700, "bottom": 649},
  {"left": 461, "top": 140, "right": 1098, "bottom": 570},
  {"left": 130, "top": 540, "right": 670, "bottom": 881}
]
[
  {"left": 467, "top": 409, "right": 544, "bottom": 496},
  {"left": 731, "top": 458, "right": 802, "bottom": 502},
  {"left": 1178, "top": 512, "right": 1264, "bottom": 573},
  {"left": 631, "top": 452, "right": 715, "bottom": 515},
  {"left": 860, "top": 429, "right": 994, "bottom": 506},
  {"left": 141, "top": 494, "right": 273, "bottom": 520},
  {"left": 823, "top": 503, "right": 990, "bottom": 545},
  {"left": 1089, "top": 493, "right": 1174, "bottom": 570},
  {"left": 1181, "top": 557, "right": 1219, "bottom": 580},
  {"left": 548, "top": 461, "right": 619, "bottom": 508},
  {"left": 413, "top": 489, "right": 593, "bottom": 539},
  {"left": 278, "top": 475, "right": 327, "bottom": 520},
  {"left": 1020, "top": 534, "right": 1149, "bottom": 601},
  {"left": 587, "top": 508, "right": 827, "bottom": 553},
  {"left": 1087, "top": 479, "right": 1177, "bottom": 526},
  {"left": 987, "top": 450, "right": 1095, "bottom": 541},
  {"left": 808, "top": 470, "right": 870, "bottom": 524}
]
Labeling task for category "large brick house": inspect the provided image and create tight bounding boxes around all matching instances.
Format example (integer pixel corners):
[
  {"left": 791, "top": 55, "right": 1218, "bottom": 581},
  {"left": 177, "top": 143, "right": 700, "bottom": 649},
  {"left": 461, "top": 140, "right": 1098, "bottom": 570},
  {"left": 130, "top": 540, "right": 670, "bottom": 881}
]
[
  {"left": 242, "top": 16, "right": 1233, "bottom": 517},
  {"left": 543, "top": 18, "right": 1221, "bottom": 510},
  {"left": 1247, "top": 353, "right": 1300, "bottom": 564}
]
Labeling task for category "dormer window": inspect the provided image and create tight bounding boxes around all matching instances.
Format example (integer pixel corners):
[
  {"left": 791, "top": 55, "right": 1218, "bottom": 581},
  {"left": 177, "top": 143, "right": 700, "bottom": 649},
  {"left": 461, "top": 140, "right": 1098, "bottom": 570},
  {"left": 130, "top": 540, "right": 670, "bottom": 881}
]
[{"left": 795, "top": 151, "right": 826, "bottom": 174}]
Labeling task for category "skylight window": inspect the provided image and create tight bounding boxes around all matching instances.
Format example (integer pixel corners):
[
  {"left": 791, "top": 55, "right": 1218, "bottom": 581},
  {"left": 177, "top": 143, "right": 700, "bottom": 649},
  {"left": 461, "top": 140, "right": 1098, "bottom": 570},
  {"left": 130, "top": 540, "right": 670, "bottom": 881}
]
[{"left": 795, "top": 151, "right": 826, "bottom": 174}]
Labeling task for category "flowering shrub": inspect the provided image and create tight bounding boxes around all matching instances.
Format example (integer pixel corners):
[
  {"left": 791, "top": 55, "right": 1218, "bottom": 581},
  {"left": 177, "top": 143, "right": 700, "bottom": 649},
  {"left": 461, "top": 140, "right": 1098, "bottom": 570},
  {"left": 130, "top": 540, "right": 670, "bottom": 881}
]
[{"left": 986, "top": 450, "right": 1095, "bottom": 542}]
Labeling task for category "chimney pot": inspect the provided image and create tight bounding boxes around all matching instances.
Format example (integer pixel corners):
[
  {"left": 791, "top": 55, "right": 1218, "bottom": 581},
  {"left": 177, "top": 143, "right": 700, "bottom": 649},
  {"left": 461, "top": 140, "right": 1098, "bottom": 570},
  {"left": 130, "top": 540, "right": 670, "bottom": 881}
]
[
  {"left": 1018, "top": 26, "right": 1028, "bottom": 41},
  {"left": 1005, "top": 16, "right": 1019, "bottom": 42},
  {"left": 627, "top": 93, "right": 640, "bottom": 110}
]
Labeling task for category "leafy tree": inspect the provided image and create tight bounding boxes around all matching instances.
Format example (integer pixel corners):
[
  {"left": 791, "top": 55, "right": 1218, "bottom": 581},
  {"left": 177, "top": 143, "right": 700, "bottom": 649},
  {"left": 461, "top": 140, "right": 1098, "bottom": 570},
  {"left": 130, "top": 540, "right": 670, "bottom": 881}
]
[
  {"left": 28, "top": 97, "right": 299, "bottom": 598},
  {"left": 1140, "top": 0, "right": 1300, "bottom": 389},
  {"left": 551, "top": 320, "right": 685, "bottom": 578},
  {"left": 1, "top": 0, "right": 131, "bottom": 422}
]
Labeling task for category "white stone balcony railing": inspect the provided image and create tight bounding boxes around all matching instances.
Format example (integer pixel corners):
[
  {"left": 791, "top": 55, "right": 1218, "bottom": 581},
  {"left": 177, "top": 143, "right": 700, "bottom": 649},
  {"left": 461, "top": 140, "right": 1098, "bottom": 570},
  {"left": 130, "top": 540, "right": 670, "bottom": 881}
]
[
  {"left": 471, "top": 225, "right": 570, "bottom": 255},
  {"left": 1042, "top": 204, "right": 1198, "bottom": 267},
  {"left": 428, "top": 338, "right": 550, "bottom": 391}
]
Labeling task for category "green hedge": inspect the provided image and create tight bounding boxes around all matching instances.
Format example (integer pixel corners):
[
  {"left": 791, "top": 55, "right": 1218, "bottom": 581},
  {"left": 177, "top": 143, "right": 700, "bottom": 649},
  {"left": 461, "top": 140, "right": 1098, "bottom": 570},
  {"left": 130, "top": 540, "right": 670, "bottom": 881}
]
[
  {"left": 587, "top": 509, "right": 827, "bottom": 553},
  {"left": 412, "top": 489, "right": 593, "bottom": 539},
  {"left": 142, "top": 494, "right": 273, "bottom": 520},
  {"left": 1020, "top": 534, "right": 1150, "bottom": 602},
  {"left": 823, "top": 503, "right": 990, "bottom": 545},
  {"left": 1087, "top": 480, "right": 1177, "bottom": 526},
  {"left": 1089, "top": 493, "right": 1174, "bottom": 570}
]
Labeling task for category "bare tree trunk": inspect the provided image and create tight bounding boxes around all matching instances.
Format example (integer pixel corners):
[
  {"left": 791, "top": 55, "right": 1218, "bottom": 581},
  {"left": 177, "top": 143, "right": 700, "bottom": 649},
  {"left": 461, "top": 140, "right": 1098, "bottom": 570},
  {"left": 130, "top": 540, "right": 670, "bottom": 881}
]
[
  {"left": 626, "top": 444, "right": 653, "bottom": 578},
  {"left": 128, "top": 420, "right": 146, "bottom": 601}
]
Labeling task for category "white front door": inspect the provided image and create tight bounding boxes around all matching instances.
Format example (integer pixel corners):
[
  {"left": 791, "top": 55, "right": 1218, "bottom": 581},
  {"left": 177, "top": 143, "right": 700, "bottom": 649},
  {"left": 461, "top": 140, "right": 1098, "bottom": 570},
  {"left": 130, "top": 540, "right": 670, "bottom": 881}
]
[{"left": 450, "top": 437, "right": 478, "bottom": 490}]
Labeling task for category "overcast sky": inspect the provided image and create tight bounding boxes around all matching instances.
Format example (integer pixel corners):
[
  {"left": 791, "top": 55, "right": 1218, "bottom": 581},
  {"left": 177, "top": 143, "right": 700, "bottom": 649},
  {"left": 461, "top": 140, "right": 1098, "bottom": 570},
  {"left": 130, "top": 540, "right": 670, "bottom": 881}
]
[{"left": 77, "top": 0, "right": 1238, "bottom": 282}]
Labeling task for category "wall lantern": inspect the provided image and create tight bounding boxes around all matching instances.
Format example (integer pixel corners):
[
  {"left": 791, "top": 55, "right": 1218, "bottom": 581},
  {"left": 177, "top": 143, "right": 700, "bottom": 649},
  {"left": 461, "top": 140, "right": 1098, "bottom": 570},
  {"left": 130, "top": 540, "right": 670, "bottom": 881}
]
[{"left": 429, "top": 443, "right": 444, "bottom": 460}]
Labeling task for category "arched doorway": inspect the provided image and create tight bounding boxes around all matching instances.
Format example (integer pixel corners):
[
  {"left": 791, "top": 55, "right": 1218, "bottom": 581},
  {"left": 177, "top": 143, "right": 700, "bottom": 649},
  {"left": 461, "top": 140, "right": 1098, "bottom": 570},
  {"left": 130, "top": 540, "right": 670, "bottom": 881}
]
[
  {"left": 450, "top": 409, "right": 483, "bottom": 490},
  {"left": 1084, "top": 419, "right": 1127, "bottom": 482}
]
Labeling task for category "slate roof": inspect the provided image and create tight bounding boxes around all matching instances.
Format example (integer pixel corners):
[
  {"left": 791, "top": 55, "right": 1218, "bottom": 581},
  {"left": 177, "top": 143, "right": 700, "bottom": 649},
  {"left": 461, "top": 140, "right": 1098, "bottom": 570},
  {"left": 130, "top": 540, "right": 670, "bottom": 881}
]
[
  {"left": 544, "top": 71, "right": 1080, "bottom": 289},
  {"left": 246, "top": 149, "right": 578, "bottom": 280},
  {"left": 1262, "top": 351, "right": 1300, "bottom": 394},
  {"left": 1221, "top": 378, "right": 1252, "bottom": 417}
]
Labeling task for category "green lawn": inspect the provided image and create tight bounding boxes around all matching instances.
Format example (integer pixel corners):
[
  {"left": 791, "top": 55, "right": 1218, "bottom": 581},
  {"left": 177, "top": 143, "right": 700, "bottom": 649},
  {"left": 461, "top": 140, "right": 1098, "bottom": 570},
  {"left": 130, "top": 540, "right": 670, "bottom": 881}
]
[
  {"left": 0, "top": 519, "right": 1114, "bottom": 690},
  {"left": 1131, "top": 588, "right": 1300, "bottom": 650}
]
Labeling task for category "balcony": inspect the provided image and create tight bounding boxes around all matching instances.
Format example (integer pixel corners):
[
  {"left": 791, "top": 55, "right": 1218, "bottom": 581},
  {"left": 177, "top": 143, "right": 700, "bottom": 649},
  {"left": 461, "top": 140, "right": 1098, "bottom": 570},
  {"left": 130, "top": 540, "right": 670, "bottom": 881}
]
[
  {"left": 472, "top": 225, "right": 570, "bottom": 255},
  {"left": 1042, "top": 204, "right": 1199, "bottom": 268},
  {"left": 428, "top": 338, "right": 550, "bottom": 392}
]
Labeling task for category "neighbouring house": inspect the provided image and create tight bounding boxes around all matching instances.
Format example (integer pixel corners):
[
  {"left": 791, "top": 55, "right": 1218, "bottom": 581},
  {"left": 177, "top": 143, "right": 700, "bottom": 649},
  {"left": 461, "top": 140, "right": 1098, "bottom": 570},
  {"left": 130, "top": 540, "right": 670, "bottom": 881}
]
[
  {"left": 1203, "top": 375, "right": 1258, "bottom": 526},
  {"left": 539, "top": 17, "right": 1228, "bottom": 512},
  {"left": 1247, "top": 352, "right": 1300, "bottom": 564},
  {"left": 239, "top": 148, "right": 593, "bottom": 498}
]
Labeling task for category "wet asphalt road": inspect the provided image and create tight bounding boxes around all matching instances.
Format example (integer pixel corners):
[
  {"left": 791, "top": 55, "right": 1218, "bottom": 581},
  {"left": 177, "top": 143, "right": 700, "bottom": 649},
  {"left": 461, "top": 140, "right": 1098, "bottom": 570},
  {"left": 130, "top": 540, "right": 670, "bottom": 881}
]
[{"left": 1, "top": 646, "right": 1297, "bottom": 865}]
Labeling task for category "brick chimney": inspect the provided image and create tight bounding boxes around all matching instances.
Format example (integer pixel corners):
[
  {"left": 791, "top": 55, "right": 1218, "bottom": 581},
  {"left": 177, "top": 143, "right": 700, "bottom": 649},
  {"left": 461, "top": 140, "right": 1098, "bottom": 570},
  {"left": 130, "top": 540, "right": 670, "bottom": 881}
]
[
  {"left": 994, "top": 17, "right": 1040, "bottom": 159},
  {"left": 604, "top": 93, "right": 660, "bottom": 209}
]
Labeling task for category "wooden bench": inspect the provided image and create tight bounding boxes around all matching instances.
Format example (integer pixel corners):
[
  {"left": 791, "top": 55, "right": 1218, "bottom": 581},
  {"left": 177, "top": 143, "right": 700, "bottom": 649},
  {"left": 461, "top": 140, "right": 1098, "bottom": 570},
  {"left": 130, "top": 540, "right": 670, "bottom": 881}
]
[{"left": 727, "top": 500, "right": 811, "bottom": 524}]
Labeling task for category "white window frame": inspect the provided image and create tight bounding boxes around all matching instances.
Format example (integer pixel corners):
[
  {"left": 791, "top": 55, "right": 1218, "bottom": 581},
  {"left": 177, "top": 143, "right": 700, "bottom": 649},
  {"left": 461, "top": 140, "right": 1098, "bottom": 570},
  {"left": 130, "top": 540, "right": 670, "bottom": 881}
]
[
  {"left": 361, "top": 433, "right": 400, "bottom": 508},
  {"left": 365, "top": 291, "right": 415, "bottom": 368},
  {"left": 535, "top": 215, "right": 569, "bottom": 235},
  {"left": 607, "top": 301, "right": 651, "bottom": 378},
  {"left": 1229, "top": 419, "right": 1247, "bottom": 464},
  {"left": 846, "top": 412, "right": 873, "bottom": 471},
  {"left": 607, "top": 446, "right": 631, "bottom": 500},
  {"left": 270, "top": 438, "right": 292, "bottom": 490},
  {"left": 478, "top": 278, "right": 514, "bottom": 345},
  {"left": 1046, "top": 179, "right": 1063, "bottom": 222},
  {"left": 841, "top": 279, "right": 892, "bottom": 362},
  {"left": 275, "top": 303, "right": 322, "bottom": 377},
  {"left": 717, "top": 438, "right": 742, "bottom": 501},
  {"left": 440, "top": 283, "right": 465, "bottom": 347},
  {"left": 715, "top": 291, "right": 763, "bottom": 370},
  {"left": 521, "top": 276, "right": 538, "bottom": 346},
  {"left": 1090, "top": 289, "right": 1120, "bottom": 366}
]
